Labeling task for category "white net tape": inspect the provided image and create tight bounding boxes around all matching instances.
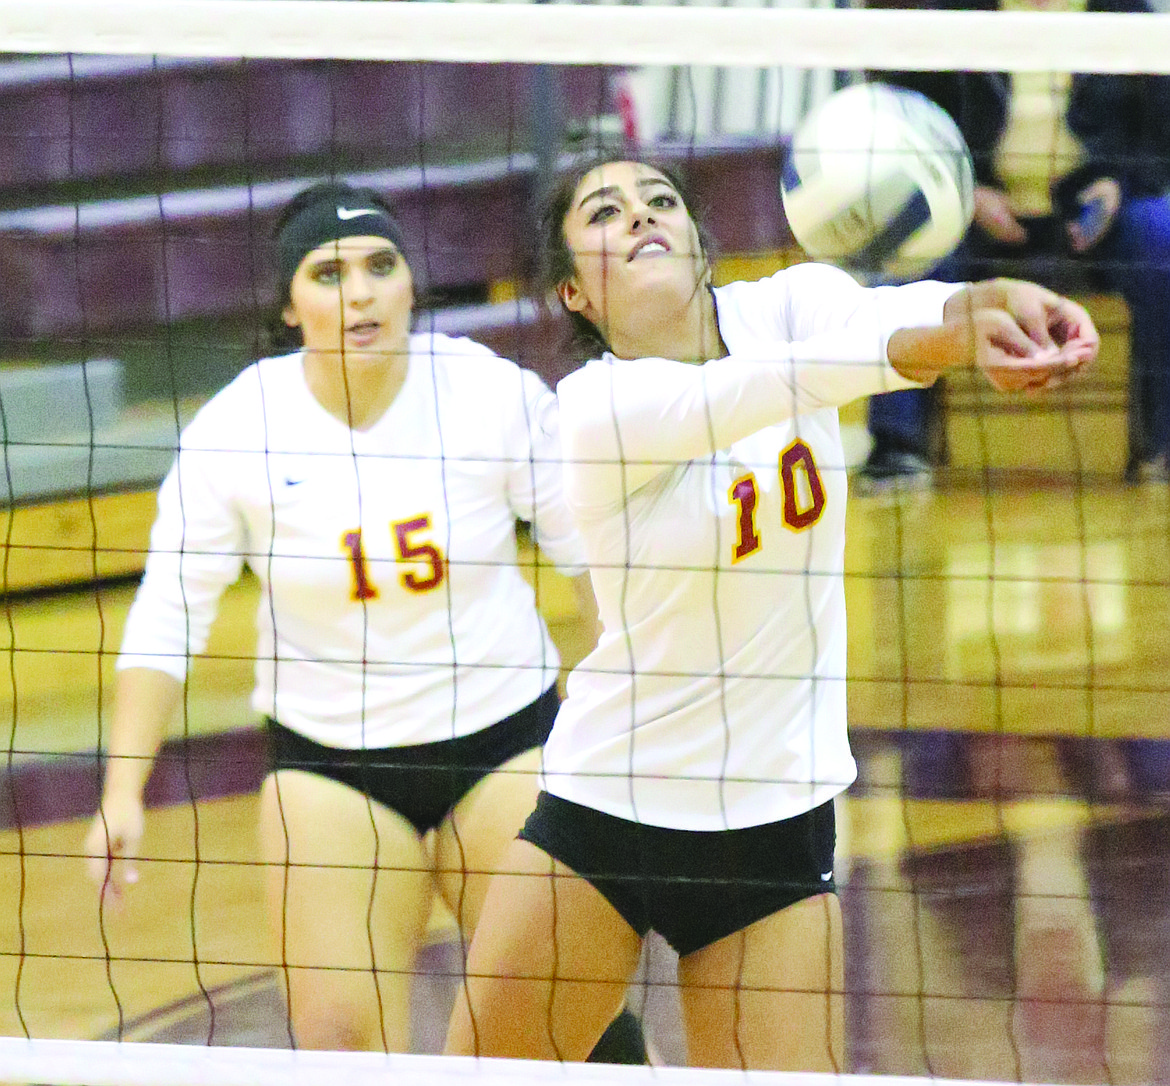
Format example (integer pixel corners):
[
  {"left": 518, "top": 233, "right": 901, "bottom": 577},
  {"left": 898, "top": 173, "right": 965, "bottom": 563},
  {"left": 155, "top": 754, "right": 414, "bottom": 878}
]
[
  {"left": 0, "top": 0, "right": 1166, "bottom": 73},
  {"left": 0, "top": 1039, "right": 1034, "bottom": 1086}
]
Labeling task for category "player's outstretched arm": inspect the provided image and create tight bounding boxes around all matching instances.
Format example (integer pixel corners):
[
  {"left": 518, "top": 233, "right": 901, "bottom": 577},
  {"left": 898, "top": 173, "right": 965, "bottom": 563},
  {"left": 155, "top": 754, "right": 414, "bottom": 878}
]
[
  {"left": 888, "top": 278, "right": 1098, "bottom": 393},
  {"left": 83, "top": 668, "right": 183, "bottom": 909},
  {"left": 946, "top": 277, "right": 1099, "bottom": 357}
]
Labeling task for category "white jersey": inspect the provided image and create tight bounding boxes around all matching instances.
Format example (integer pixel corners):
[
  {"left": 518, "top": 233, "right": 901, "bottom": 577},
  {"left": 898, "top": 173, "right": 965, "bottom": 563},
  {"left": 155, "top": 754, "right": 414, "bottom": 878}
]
[
  {"left": 119, "top": 332, "right": 585, "bottom": 749},
  {"left": 542, "top": 264, "right": 959, "bottom": 830}
]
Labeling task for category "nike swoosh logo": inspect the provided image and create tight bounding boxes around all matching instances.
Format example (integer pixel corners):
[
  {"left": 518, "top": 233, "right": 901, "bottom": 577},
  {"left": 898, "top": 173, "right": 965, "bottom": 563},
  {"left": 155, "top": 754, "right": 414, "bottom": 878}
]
[
  {"left": 337, "top": 207, "right": 378, "bottom": 220},
  {"left": 284, "top": 478, "right": 305, "bottom": 487},
  {"left": 820, "top": 871, "right": 834, "bottom": 882}
]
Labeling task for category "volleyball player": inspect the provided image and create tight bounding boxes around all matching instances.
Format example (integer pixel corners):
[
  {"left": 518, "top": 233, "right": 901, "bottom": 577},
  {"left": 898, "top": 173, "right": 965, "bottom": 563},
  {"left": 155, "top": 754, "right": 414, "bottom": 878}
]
[
  {"left": 444, "top": 157, "right": 1098, "bottom": 1070},
  {"left": 82, "top": 181, "right": 646, "bottom": 1059}
]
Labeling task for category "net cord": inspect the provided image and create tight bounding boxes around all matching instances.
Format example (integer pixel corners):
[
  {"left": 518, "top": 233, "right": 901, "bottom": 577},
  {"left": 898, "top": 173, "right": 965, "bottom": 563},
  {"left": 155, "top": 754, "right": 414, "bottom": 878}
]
[
  {"left": 0, "top": 1, "right": 1167, "bottom": 74},
  {"left": 0, "top": 1038, "right": 1042, "bottom": 1086}
]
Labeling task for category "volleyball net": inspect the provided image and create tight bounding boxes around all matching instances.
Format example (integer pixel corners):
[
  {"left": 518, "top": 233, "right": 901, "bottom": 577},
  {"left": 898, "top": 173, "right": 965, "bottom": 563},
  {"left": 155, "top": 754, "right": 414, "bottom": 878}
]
[{"left": 2, "top": 2, "right": 1169, "bottom": 1086}]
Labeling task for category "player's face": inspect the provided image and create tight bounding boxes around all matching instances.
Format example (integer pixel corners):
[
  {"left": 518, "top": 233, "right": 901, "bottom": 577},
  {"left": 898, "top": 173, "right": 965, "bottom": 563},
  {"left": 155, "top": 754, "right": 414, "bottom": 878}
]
[
  {"left": 558, "top": 161, "right": 707, "bottom": 331},
  {"left": 284, "top": 236, "right": 413, "bottom": 357}
]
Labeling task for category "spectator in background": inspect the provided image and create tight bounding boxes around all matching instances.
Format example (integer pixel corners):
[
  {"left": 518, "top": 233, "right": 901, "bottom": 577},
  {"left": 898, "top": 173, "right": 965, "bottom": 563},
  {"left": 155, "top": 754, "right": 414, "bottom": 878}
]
[{"left": 858, "top": 0, "right": 1170, "bottom": 489}]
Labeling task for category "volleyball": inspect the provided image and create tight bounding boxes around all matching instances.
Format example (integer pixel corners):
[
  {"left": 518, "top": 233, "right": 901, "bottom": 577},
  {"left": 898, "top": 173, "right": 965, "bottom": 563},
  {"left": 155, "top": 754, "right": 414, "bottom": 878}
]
[{"left": 780, "top": 82, "right": 975, "bottom": 279}]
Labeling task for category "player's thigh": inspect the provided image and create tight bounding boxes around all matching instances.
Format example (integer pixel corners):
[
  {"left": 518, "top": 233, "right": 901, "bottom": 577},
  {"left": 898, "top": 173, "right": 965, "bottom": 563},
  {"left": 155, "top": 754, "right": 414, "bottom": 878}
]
[
  {"left": 433, "top": 746, "right": 543, "bottom": 934},
  {"left": 445, "top": 837, "right": 643, "bottom": 1061},
  {"left": 258, "top": 769, "right": 434, "bottom": 969},
  {"left": 677, "top": 892, "right": 844, "bottom": 1072}
]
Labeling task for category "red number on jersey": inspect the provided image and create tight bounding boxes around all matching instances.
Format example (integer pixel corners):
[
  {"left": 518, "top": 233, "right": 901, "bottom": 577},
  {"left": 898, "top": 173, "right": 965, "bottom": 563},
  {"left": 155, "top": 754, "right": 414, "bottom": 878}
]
[
  {"left": 725, "top": 441, "right": 826, "bottom": 560},
  {"left": 393, "top": 515, "right": 446, "bottom": 592},
  {"left": 728, "top": 473, "right": 762, "bottom": 561},
  {"left": 341, "top": 516, "right": 446, "bottom": 600},
  {"left": 342, "top": 529, "right": 379, "bottom": 601},
  {"left": 780, "top": 439, "right": 825, "bottom": 531}
]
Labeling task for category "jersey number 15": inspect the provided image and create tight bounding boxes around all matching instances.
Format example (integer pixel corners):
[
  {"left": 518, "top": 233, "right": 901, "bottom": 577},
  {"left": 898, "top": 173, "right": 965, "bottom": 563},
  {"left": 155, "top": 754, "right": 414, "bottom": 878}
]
[{"left": 342, "top": 515, "right": 446, "bottom": 600}]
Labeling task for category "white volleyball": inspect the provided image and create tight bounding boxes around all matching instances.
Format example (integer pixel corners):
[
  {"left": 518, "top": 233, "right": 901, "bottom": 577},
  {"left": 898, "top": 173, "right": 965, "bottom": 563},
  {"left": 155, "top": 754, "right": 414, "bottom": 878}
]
[{"left": 780, "top": 83, "right": 975, "bottom": 279}]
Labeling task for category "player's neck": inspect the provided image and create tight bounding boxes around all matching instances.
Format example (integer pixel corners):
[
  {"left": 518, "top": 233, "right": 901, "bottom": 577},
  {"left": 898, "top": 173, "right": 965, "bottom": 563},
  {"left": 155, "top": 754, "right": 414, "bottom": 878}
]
[
  {"left": 302, "top": 346, "right": 411, "bottom": 431},
  {"left": 606, "top": 286, "right": 724, "bottom": 364}
]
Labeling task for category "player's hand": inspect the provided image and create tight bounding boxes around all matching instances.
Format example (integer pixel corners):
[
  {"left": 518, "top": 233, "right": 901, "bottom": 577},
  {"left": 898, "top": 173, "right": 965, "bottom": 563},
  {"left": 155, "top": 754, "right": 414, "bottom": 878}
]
[
  {"left": 973, "top": 186, "right": 1028, "bottom": 245},
  {"left": 949, "top": 279, "right": 1099, "bottom": 379},
  {"left": 889, "top": 280, "right": 1096, "bottom": 389},
  {"left": 970, "top": 307, "right": 1095, "bottom": 394},
  {"left": 84, "top": 792, "right": 145, "bottom": 910}
]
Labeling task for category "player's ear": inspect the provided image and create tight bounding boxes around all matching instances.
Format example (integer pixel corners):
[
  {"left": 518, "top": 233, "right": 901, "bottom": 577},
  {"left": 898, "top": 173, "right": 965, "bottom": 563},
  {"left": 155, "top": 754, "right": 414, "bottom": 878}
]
[
  {"left": 282, "top": 304, "right": 300, "bottom": 329},
  {"left": 558, "top": 276, "right": 588, "bottom": 315}
]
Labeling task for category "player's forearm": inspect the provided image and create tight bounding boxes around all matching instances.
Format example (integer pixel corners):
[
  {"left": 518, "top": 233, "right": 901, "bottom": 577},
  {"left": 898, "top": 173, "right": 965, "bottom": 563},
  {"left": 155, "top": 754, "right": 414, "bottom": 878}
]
[
  {"left": 888, "top": 276, "right": 1068, "bottom": 383},
  {"left": 942, "top": 279, "right": 1012, "bottom": 322},
  {"left": 561, "top": 345, "right": 918, "bottom": 504},
  {"left": 100, "top": 668, "right": 184, "bottom": 803},
  {"left": 887, "top": 279, "right": 1033, "bottom": 383},
  {"left": 568, "top": 349, "right": 904, "bottom": 462},
  {"left": 886, "top": 320, "right": 972, "bottom": 385}
]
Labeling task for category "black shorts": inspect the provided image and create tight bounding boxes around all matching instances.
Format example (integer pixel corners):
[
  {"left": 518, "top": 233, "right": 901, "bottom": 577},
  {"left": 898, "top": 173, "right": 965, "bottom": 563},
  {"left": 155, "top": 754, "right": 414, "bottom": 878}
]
[
  {"left": 265, "top": 685, "right": 558, "bottom": 835},
  {"left": 519, "top": 791, "right": 837, "bottom": 958}
]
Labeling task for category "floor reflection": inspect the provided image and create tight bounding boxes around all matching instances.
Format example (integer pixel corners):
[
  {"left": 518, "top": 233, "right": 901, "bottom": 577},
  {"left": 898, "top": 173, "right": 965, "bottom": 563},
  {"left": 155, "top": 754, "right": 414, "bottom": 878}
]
[{"left": 846, "top": 730, "right": 1170, "bottom": 1084}]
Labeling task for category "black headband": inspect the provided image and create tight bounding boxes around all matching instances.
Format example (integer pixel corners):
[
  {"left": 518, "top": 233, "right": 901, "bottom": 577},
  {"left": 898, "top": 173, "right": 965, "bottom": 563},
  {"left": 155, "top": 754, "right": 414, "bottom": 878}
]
[{"left": 277, "top": 193, "right": 407, "bottom": 298}]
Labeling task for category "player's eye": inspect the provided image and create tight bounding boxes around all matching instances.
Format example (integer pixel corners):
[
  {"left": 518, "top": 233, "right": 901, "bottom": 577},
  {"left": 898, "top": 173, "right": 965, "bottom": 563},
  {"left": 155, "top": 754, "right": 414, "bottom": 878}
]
[
  {"left": 587, "top": 203, "right": 620, "bottom": 226},
  {"left": 309, "top": 261, "right": 343, "bottom": 285},
  {"left": 648, "top": 192, "right": 679, "bottom": 210},
  {"left": 368, "top": 251, "right": 399, "bottom": 277}
]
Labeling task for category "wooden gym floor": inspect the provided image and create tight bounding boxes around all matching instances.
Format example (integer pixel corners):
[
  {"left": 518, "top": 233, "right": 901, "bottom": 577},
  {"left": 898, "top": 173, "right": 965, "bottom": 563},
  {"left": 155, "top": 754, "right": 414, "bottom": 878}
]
[{"left": 2, "top": 475, "right": 1169, "bottom": 1083}]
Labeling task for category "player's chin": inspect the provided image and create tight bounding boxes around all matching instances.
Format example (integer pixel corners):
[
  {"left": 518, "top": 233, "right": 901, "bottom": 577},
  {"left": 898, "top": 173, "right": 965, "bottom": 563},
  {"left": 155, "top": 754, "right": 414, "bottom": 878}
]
[{"left": 624, "top": 263, "right": 686, "bottom": 294}]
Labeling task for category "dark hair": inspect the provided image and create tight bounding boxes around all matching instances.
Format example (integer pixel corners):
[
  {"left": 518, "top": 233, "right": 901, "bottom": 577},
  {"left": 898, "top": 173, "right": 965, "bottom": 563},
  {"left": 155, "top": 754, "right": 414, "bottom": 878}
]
[
  {"left": 266, "top": 181, "right": 409, "bottom": 353},
  {"left": 535, "top": 151, "right": 716, "bottom": 360}
]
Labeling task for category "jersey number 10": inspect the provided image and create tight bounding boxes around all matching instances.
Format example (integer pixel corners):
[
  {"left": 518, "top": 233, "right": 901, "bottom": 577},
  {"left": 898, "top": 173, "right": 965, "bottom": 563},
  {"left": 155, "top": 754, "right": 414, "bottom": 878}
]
[{"left": 729, "top": 439, "right": 826, "bottom": 562}]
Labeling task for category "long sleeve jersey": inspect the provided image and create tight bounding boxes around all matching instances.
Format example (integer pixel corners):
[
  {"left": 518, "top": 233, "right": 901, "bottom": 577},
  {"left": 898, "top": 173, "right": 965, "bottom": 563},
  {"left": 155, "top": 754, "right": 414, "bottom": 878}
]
[
  {"left": 541, "top": 263, "right": 958, "bottom": 830},
  {"left": 119, "top": 332, "right": 585, "bottom": 749}
]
